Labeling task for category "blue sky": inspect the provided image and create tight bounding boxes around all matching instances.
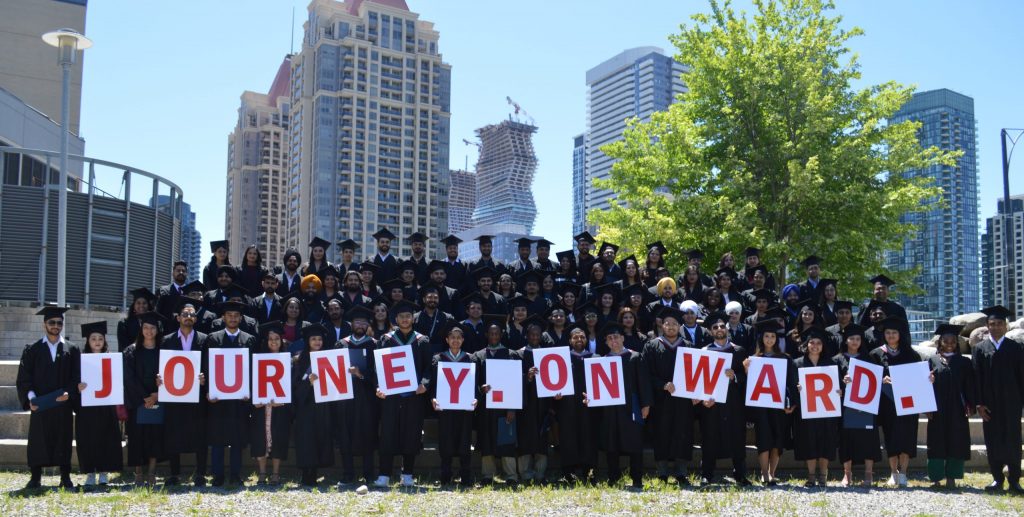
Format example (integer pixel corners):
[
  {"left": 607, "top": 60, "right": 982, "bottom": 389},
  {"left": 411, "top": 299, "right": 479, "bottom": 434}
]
[{"left": 78, "top": 0, "right": 1024, "bottom": 253}]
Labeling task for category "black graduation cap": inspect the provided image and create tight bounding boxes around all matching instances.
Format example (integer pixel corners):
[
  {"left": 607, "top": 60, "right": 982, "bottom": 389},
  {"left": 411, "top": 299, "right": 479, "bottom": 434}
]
[
  {"left": 864, "top": 299, "right": 888, "bottom": 317},
  {"left": 878, "top": 316, "right": 906, "bottom": 332},
  {"left": 220, "top": 300, "right": 248, "bottom": 314},
  {"left": 461, "top": 292, "right": 486, "bottom": 308},
  {"left": 868, "top": 274, "right": 896, "bottom": 287},
  {"left": 347, "top": 305, "right": 374, "bottom": 322},
  {"left": 841, "top": 324, "right": 867, "bottom": 339},
  {"left": 130, "top": 287, "right": 157, "bottom": 302},
  {"left": 418, "top": 284, "right": 441, "bottom": 298},
  {"left": 223, "top": 283, "right": 249, "bottom": 300},
  {"left": 508, "top": 295, "right": 531, "bottom": 309},
  {"left": 621, "top": 282, "right": 647, "bottom": 300},
  {"left": 176, "top": 296, "right": 203, "bottom": 312},
  {"left": 80, "top": 321, "right": 107, "bottom": 339},
  {"left": 337, "top": 239, "right": 359, "bottom": 251},
  {"left": 372, "top": 228, "right": 397, "bottom": 241},
  {"left": 407, "top": 231, "right": 429, "bottom": 243},
  {"left": 573, "top": 231, "right": 596, "bottom": 244},
  {"left": 762, "top": 306, "right": 787, "bottom": 322},
  {"left": 481, "top": 314, "right": 508, "bottom": 330},
  {"left": 308, "top": 236, "right": 331, "bottom": 250},
  {"left": 472, "top": 266, "right": 497, "bottom": 281},
  {"left": 715, "top": 267, "right": 738, "bottom": 279},
  {"left": 389, "top": 300, "right": 418, "bottom": 317},
  {"left": 656, "top": 306, "right": 686, "bottom": 325},
  {"left": 981, "top": 305, "right": 1014, "bottom": 321},
  {"left": 262, "top": 270, "right": 278, "bottom": 280},
  {"left": 594, "top": 282, "right": 622, "bottom": 301},
  {"left": 795, "top": 299, "right": 819, "bottom": 313},
  {"left": 800, "top": 327, "right": 829, "bottom": 343},
  {"left": 136, "top": 311, "right": 166, "bottom": 327},
  {"left": 515, "top": 237, "right": 533, "bottom": 248},
  {"left": 599, "top": 321, "right": 625, "bottom": 339},
  {"left": 440, "top": 234, "right": 463, "bottom": 246},
  {"left": 751, "top": 288, "right": 775, "bottom": 302},
  {"left": 522, "top": 314, "right": 546, "bottom": 331},
  {"left": 598, "top": 242, "right": 619, "bottom": 254},
  {"left": 752, "top": 319, "right": 783, "bottom": 335},
  {"left": 517, "top": 269, "right": 543, "bottom": 286},
  {"left": 647, "top": 241, "right": 667, "bottom": 256},
  {"left": 702, "top": 311, "right": 729, "bottom": 329},
  {"left": 398, "top": 260, "right": 417, "bottom": 273},
  {"left": 259, "top": 320, "right": 284, "bottom": 337},
  {"left": 209, "top": 240, "right": 229, "bottom": 253},
  {"left": 317, "top": 268, "right": 341, "bottom": 282},
  {"left": 474, "top": 235, "right": 495, "bottom": 245},
  {"left": 819, "top": 278, "right": 838, "bottom": 290},
  {"left": 426, "top": 260, "right": 447, "bottom": 273},
  {"left": 359, "top": 261, "right": 381, "bottom": 275},
  {"left": 934, "top": 323, "right": 964, "bottom": 336},
  {"left": 573, "top": 301, "right": 600, "bottom": 321},
  {"left": 744, "top": 246, "right": 762, "bottom": 258},
  {"left": 833, "top": 300, "right": 854, "bottom": 313},
  {"left": 216, "top": 264, "right": 237, "bottom": 279},
  {"left": 558, "top": 282, "right": 582, "bottom": 297},
  {"left": 543, "top": 304, "right": 568, "bottom": 319},
  {"left": 302, "top": 323, "right": 328, "bottom": 340},
  {"left": 749, "top": 265, "right": 769, "bottom": 277},
  {"left": 382, "top": 278, "right": 406, "bottom": 292},
  {"left": 441, "top": 319, "right": 469, "bottom": 337},
  {"left": 555, "top": 250, "right": 575, "bottom": 263},
  {"left": 534, "top": 238, "right": 554, "bottom": 249},
  {"left": 800, "top": 255, "right": 823, "bottom": 267},
  {"left": 686, "top": 248, "right": 705, "bottom": 260},
  {"left": 36, "top": 304, "right": 69, "bottom": 320},
  {"left": 617, "top": 255, "right": 638, "bottom": 270}
]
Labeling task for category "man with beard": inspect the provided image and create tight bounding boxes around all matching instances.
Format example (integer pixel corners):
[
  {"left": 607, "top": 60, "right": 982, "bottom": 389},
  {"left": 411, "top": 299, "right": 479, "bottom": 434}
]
[
  {"left": 518, "top": 270, "right": 551, "bottom": 316},
  {"left": 252, "top": 271, "right": 283, "bottom": 324},
  {"left": 276, "top": 248, "right": 304, "bottom": 297},
  {"left": 468, "top": 235, "right": 506, "bottom": 277},
  {"left": 204, "top": 265, "right": 236, "bottom": 310},
  {"left": 372, "top": 228, "right": 400, "bottom": 283},
  {"left": 157, "top": 261, "right": 190, "bottom": 332},
  {"left": 471, "top": 266, "right": 508, "bottom": 315},
  {"left": 424, "top": 260, "right": 459, "bottom": 315},
  {"left": 597, "top": 242, "right": 622, "bottom": 283},
  {"left": 324, "top": 298, "right": 352, "bottom": 345},
  {"left": 510, "top": 238, "right": 535, "bottom": 276},
  {"left": 340, "top": 270, "right": 373, "bottom": 310},
  {"left": 533, "top": 239, "right": 557, "bottom": 272},
  {"left": 299, "top": 274, "right": 326, "bottom": 324},
  {"left": 160, "top": 299, "right": 209, "bottom": 486},
  {"left": 414, "top": 286, "right": 454, "bottom": 355},
  {"left": 797, "top": 255, "right": 824, "bottom": 302},
  {"left": 334, "top": 305, "right": 380, "bottom": 485},
  {"left": 208, "top": 284, "right": 259, "bottom": 336},
  {"left": 574, "top": 231, "right": 597, "bottom": 284},
  {"left": 695, "top": 312, "right": 749, "bottom": 486},
  {"left": 405, "top": 232, "right": 430, "bottom": 285},
  {"left": 440, "top": 235, "right": 468, "bottom": 291}
]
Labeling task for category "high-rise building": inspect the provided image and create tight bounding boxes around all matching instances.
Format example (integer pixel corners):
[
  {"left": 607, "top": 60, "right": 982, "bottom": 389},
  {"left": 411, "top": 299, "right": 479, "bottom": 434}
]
[
  {"left": 0, "top": 0, "right": 87, "bottom": 136},
  {"left": 447, "top": 168, "right": 475, "bottom": 233},
  {"left": 572, "top": 133, "right": 586, "bottom": 236},
  {"left": 155, "top": 194, "right": 201, "bottom": 283},
  {"left": 288, "top": 0, "right": 450, "bottom": 262},
  {"left": 982, "top": 195, "right": 1023, "bottom": 318},
  {"left": 471, "top": 119, "right": 538, "bottom": 234},
  {"left": 887, "top": 88, "right": 980, "bottom": 319},
  {"left": 579, "top": 47, "right": 687, "bottom": 232},
  {"left": 226, "top": 56, "right": 292, "bottom": 267}
]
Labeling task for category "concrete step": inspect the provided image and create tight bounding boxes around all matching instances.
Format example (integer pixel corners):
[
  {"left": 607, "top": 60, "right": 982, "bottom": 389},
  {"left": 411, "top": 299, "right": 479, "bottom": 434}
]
[
  {"left": 0, "top": 361, "right": 17, "bottom": 386},
  {"left": 0, "top": 385, "right": 21, "bottom": 410},
  {"left": 0, "top": 410, "right": 30, "bottom": 439}
]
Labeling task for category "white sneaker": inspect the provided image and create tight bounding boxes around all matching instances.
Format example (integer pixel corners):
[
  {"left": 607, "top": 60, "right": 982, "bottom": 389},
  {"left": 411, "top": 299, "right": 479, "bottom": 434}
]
[
  {"left": 897, "top": 473, "right": 908, "bottom": 487},
  {"left": 373, "top": 475, "right": 390, "bottom": 488},
  {"left": 98, "top": 473, "right": 109, "bottom": 485},
  {"left": 84, "top": 473, "right": 96, "bottom": 486},
  {"left": 400, "top": 474, "right": 414, "bottom": 487},
  {"left": 886, "top": 474, "right": 898, "bottom": 486}
]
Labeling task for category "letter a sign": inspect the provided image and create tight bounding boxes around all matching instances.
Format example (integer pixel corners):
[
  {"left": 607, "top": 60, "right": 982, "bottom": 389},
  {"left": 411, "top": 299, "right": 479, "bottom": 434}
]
[{"left": 745, "top": 356, "right": 787, "bottom": 409}]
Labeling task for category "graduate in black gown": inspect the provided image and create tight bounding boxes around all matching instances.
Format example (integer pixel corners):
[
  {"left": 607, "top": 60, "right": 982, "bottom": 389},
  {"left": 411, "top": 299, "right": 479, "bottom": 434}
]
[
  {"left": 642, "top": 306, "right": 694, "bottom": 485},
  {"left": 248, "top": 321, "right": 293, "bottom": 485},
  {"left": 429, "top": 322, "right": 477, "bottom": 487},
  {"left": 869, "top": 316, "right": 928, "bottom": 488},
  {"left": 160, "top": 298, "right": 209, "bottom": 487},
  {"left": 374, "top": 300, "right": 431, "bottom": 488},
  {"left": 122, "top": 311, "right": 166, "bottom": 486},
  {"left": 118, "top": 287, "right": 155, "bottom": 351},
  {"left": 793, "top": 328, "right": 840, "bottom": 487},
  {"left": 333, "top": 306, "right": 380, "bottom": 485},
  {"left": 588, "top": 323, "right": 651, "bottom": 490},
  {"left": 515, "top": 319, "right": 555, "bottom": 483},
  {"left": 926, "top": 324, "right": 976, "bottom": 489},
  {"left": 472, "top": 316, "right": 519, "bottom": 485},
  {"left": 834, "top": 324, "right": 881, "bottom": 487},
  {"left": 293, "top": 323, "right": 337, "bottom": 486},
  {"left": 972, "top": 305, "right": 1024, "bottom": 493},
  {"left": 204, "top": 300, "right": 256, "bottom": 487},
  {"left": 16, "top": 305, "right": 78, "bottom": 490},
  {"left": 695, "top": 312, "right": 749, "bottom": 486},
  {"left": 74, "top": 321, "right": 124, "bottom": 488},
  {"left": 742, "top": 319, "right": 796, "bottom": 486},
  {"left": 555, "top": 327, "right": 597, "bottom": 482}
]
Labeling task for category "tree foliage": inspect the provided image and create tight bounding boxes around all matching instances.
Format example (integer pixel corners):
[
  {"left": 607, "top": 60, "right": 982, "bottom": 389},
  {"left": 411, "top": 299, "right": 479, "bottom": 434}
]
[{"left": 590, "top": 0, "right": 958, "bottom": 298}]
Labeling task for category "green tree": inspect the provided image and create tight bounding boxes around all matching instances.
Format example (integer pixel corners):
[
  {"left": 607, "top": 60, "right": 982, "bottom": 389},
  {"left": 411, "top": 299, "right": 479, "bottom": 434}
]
[{"left": 590, "top": 0, "right": 957, "bottom": 298}]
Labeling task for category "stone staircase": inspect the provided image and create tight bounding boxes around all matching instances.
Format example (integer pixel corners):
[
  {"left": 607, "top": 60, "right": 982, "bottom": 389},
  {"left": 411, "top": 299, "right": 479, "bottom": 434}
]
[{"left": 0, "top": 360, "right": 1006, "bottom": 473}]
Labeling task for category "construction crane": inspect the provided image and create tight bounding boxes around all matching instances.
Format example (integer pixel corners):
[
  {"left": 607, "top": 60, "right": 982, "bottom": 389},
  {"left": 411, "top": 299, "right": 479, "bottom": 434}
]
[
  {"left": 462, "top": 138, "right": 480, "bottom": 149},
  {"left": 506, "top": 96, "right": 535, "bottom": 125}
]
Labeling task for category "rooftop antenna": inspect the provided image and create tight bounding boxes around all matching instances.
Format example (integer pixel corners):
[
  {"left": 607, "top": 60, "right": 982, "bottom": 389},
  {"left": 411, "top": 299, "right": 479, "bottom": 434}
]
[{"left": 290, "top": 7, "right": 296, "bottom": 54}]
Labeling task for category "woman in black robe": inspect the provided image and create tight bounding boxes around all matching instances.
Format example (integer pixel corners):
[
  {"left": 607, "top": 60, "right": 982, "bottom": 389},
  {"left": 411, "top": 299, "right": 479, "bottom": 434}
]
[
  {"left": 926, "top": 324, "right": 976, "bottom": 489},
  {"left": 793, "top": 328, "right": 839, "bottom": 487},
  {"left": 75, "top": 322, "right": 123, "bottom": 487},
  {"left": 293, "top": 323, "right": 337, "bottom": 486},
  {"left": 589, "top": 323, "right": 651, "bottom": 490},
  {"left": 248, "top": 321, "right": 293, "bottom": 485},
  {"left": 869, "top": 316, "right": 928, "bottom": 488},
  {"left": 117, "top": 288, "right": 154, "bottom": 352},
  {"left": 742, "top": 320, "right": 797, "bottom": 486},
  {"left": 334, "top": 306, "right": 380, "bottom": 485},
  {"left": 430, "top": 322, "right": 477, "bottom": 486},
  {"left": 123, "top": 312, "right": 165, "bottom": 485},
  {"left": 555, "top": 327, "right": 597, "bottom": 482},
  {"left": 236, "top": 244, "right": 269, "bottom": 297},
  {"left": 473, "top": 318, "right": 519, "bottom": 485},
  {"left": 834, "top": 324, "right": 882, "bottom": 487},
  {"left": 543, "top": 307, "right": 571, "bottom": 348},
  {"left": 642, "top": 306, "right": 694, "bottom": 485},
  {"left": 516, "top": 320, "right": 556, "bottom": 483},
  {"left": 202, "top": 241, "right": 231, "bottom": 291},
  {"left": 619, "top": 308, "right": 647, "bottom": 353}
]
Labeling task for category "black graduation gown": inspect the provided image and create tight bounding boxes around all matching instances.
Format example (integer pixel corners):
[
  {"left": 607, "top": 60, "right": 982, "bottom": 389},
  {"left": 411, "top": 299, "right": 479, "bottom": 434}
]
[
  {"left": 73, "top": 357, "right": 124, "bottom": 474},
  {"left": 117, "top": 316, "right": 141, "bottom": 352},
  {"left": 869, "top": 345, "right": 922, "bottom": 457},
  {"left": 248, "top": 354, "right": 293, "bottom": 460},
  {"left": 596, "top": 350, "right": 652, "bottom": 455},
  {"left": 377, "top": 330, "right": 432, "bottom": 457},
  {"left": 834, "top": 352, "right": 882, "bottom": 463},
  {"left": 556, "top": 350, "right": 597, "bottom": 469},
  {"left": 405, "top": 255, "right": 429, "bottom": 286},
  {"left": 334, "top": 336, "right": 380, "bottom": 455},
  {"left": 545, "top": 329, "right": 572, "bottom": 349},
  {"left": 472, "top": 346, "right": 518, "bottom": 458},
  {"left": 413, "top": 310, "right": 454, "bottom": 355},
  {"left": 643, "top": 337, "right": 695, "bottom": 461},
  {"left": 202, "top": 261, "right": 224, "bottom": 291},
  {"left": 793, "top": 355, "right": 839, "bottom": 461},
  {"left": 122, "top": 345, "right": 165, "bottom": 465},
  {"left": 430, "top": 351, "right": 475, "bottom": 458},
  {"left": 728, "top": 323, "right": 754, "bottom": 351},
  {"left": 696, "top": 343, "right": 748, "bottom": 465},
  {"left": 204, "top": 330, "right": 256, "bottom": 448},
  {"left": 291, "top": 352, "right": 335, "bottom": 469},
  {"left": 251, "top": 293, "right": 284, "bottom": 324},
  {"left": 16, "top": 339, "right": 78, "bottom": 468},
  {"left": 443, "top": 259, "right": 468, "bottom": 292},
  {"left": 372, "top": 254, "right": 399, "bottom": 283},
  {"left": 576, "top": 254, "right": 596, "bottom": 284},
  {"left": 972, "top": 337, "right": 1024, "bottom": 467},
  {"left": 339, "top": 291, "right": 374, "bottom": 312},
  {"left": 749, "top": 352, "right": 797, "bottom": 453},
  {"left": 300, "top": 260, "right": 333, "bottom": 279},
  {"left": 156, "top": 284, "right": 184, "bottom": 334},
  {"left": 819, "top": 302, "right": 838, "bottom": 328},
  {"left": 461, "top": 320, "right": 486, "bottom": 355},
  {"left": 927, "top": 353, "right": 975, "bottom": 461},
  {"left": 516, "top": 345, "right": 556, "bottom": 456},
  {"left": 236, "top": 265, "right": 268, "bottom": 297},
  {"left": 681, "top": 325, "right": 711, "bottom": 349},
  {"left": 276, "top": 270, "right": 302, "bottom": 298},
  {"left": 160, "top": 331, "right": 209, "bottom": 455}
]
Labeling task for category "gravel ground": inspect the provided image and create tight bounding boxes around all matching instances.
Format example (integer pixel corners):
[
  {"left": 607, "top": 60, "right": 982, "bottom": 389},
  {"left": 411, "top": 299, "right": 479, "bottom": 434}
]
[{"left": 1, "top": 471, "right": 1021, "bottom": 516}]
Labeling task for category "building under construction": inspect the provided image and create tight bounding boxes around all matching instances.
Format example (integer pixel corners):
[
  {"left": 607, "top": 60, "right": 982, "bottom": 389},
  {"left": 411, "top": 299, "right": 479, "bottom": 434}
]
[{"left": 471, "top": 118, "right": 539, "bottom": 233}]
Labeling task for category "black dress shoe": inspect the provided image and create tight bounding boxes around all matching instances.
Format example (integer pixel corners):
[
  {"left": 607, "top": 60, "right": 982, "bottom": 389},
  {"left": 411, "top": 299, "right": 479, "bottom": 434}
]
[
  {"left": 1008, "top": 482, "right": 1024, "bottom": 495},
  {"left": 700, "top": 476, "right": 713, "bottom": 486},
  {"left": 165, "top": 476, "right": 180, "bottom": 487},
  {"left": 193, "top": 477, "right": 207, "bottom": 487},
  {"left": 231, "top": 476, "right": 245, "bottom": 487},
  {"left": 58, "top": 477, "right": 75, "bottom": 490},
  {"left": 24, "top": 478, "right": 41, "bottom": 490},
  {"left": 736, "top": 477, "right": 752, "bottom": 487},
  {"left": 211, "top": 476, "right": 225, "bottom": 487},
  {"left": 677, "top": 476, "right": 692, "bottom": 487},
  {"left": 985, "top": 480, "right": 1004, "bottom": 492}
]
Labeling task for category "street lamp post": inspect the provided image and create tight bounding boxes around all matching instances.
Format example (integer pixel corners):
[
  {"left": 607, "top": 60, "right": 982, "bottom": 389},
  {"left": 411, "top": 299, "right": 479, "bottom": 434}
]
[
  {"left": 1000, "top": 128, "right": 1024, "bottom": 318},
  {"left": 42, "top": 28, "right": 92, "bottom": 307}
]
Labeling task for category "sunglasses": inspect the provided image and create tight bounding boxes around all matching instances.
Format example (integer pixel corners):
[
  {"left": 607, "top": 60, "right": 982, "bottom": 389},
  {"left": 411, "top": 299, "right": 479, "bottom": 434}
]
[
  {"left": 711, "top": 324, "right": 728, "bottom": 329},
  {"left": 46, "top": 320, "right": 64, "bottom": 326}
]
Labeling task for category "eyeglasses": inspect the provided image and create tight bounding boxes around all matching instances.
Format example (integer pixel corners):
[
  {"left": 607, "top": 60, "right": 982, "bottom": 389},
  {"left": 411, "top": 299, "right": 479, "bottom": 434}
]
[
  {"left": 46, "top": 320, "right": 63, "bottom": 326},
  {"left": 711, "top": 324, "right": 728, "bottom": 329},
  {"left": 179, "top": 313, "right": 197, "bottom": 318}
]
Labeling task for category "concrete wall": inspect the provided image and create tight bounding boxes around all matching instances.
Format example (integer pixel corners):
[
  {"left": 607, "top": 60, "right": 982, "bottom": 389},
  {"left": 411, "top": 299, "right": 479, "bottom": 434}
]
[{"left": 0, "top": 302, "right": 123, "bottom": 359}]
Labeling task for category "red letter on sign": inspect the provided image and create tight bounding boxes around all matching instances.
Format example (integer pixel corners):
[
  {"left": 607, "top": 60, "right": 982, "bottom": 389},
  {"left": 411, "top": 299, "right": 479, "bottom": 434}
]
[
  {"left": 316, "top": 355, "right": 349, "bottom": 397},
  {"left": 258, "top": 360, "right": 284, "bottom": 399},
  {"left": 539, "top": 354, "right": 568, "bottom": 392},
  {"left": 849, "top": 366, "right": 879, "bottom": 405},
  {"left": 382, "top": 351, "right": 412, "bottom": 390},
  {"left": 805, "top": 372, "right": 836, "bottom": 413},
  {"left": 94, "top": 357, "right": 113, "bottom": 399},
  {"left": 683, "top": 353, "right": 725, "bottom": 395},
  {"left": 214, "top": 353, "right": 244, "bottom": 395},
  {"left": 590, "top": 361, "right": 621, "bottom": 401},
  {"left": 749, "top": 364, "right": 781, "bottom": 404},
  {"left": 164, "top": 356, "right": 195, "bottom": 397},
  {"left": 442, "top": 365, "right": 470, "bottom": 404}
]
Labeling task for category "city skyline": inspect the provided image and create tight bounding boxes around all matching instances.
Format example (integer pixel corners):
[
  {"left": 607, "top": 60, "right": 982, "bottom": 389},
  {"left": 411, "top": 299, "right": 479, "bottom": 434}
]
[{"left": 73, "top": 0, "right": 1024, "bottom": 258}]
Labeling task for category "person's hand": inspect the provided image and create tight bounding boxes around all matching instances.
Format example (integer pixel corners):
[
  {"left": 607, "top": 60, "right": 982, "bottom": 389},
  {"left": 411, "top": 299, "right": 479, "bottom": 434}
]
[
  {"left": 29, "top": 404, "right": 39, "bottom": 412},
  {"left": 207, "top": 394, "right": 218, "bottom": 403},
  {"left": 505, "top": 411, "right": 515, "bottom": 424},
  {"left": 784, "top": 406, "right": 795, "bottom": 414},
  {"left": 796, "top": 384, "right": 802, "bottom": 391},
  {"left": 242, "top": 395, "right": 250, "bottom": 401},
  {"left": 883, "top": 376, "right": 892, "bottom": 385},
  {"left": 978, "top": 405, "right": 991, "bottom": 422},
  {"left": 843, "top": 375, "right": 852, "bottom": 385},
  {"left": 271, "top": 402, "right": 284, "bottom": 408},
  {"left": 432, "top": 399, "right": 440, "bottom": 411},
  {"left": 416, "top": 384, "right": 427, "bottom": 395},
  {"left": 199, "top": 372, "right": 206, "bottom": 386},
  {"left": 692, "top": 399, "right": 700, "bottom": 406},
  {"left": 349, "top": 366, "right": 363, "bottom": 379},
  {"left": 554, "top": 393, "right": 563, "bottom": 400},
  {"left": 582, "top": 392, "right": 589, "bottom": 406},
  {"left": 376, "top": 388, "right": 386, "bottom": 399},
  {"left": 664, "top": 382, "right": 675, "bottom": 394},
  {"left": 742, "top": 357, "right": 751, "bottom": 372},
  {"left": 725, "top": 369, "right": 735, "bottom": 380},
  {"left": 254, "top": 403, "right": 265, "bottom": 409},
  {"left": 702, "top": 397, "right": 715, "bottom": 408},
  {"left": 928, "top": 370, "right": 936, "bottom": 384},
  {"left": 641, "top": 406, "right": 650, "bottom": 419},
  {"left": 156, "top": 374, "right": 163, "bottom": 387},
  {"left": 481, "top": 384, "right": 491, "bottom": 394},
  {"left": 308, "top": 373, "right": 319, "bottom": 385},
  {"left": 78, "top": 383, "right": 87, "bottom": 393},
  {"left": 528, "top": 366, "right": 538, "bottom": 382},
  {"left": 472, "top": 399, "right": 478, "bottom": 409}
]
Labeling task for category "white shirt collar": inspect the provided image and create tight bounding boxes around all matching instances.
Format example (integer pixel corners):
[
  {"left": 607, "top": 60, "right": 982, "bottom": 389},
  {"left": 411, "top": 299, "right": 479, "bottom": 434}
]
[
  {"left": 992, "top": 335, "right": 1005, "bottom": 350},
  {"left": 225, "top": 329, "right": 240, "bottom": 337}
]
